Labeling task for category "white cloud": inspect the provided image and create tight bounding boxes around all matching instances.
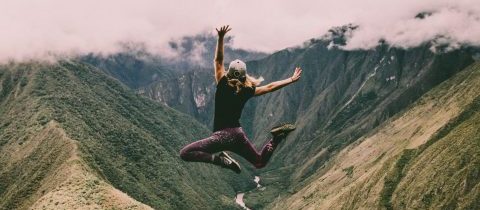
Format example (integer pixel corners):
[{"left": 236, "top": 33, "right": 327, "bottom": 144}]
[
  {"left": 342, "top": 0, "right": 480, "bottom": 50},
  {"left": 0, "top": 0, "right": 478, "bottom": 62}
]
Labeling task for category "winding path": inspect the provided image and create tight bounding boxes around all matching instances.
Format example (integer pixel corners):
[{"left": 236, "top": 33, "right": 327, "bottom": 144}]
[{"left": 235, "top": 176, "right": 261, "bottom": 210}]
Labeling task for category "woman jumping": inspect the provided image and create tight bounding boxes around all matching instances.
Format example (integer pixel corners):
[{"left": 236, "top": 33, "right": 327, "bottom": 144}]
[{"left": 179, "top": 25, "right": 302, "bottom": 173}]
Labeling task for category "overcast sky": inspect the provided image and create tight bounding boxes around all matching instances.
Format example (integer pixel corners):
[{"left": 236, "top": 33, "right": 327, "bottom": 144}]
[{"left": 0, "top": 0, "right": 479, "bottom": 61}]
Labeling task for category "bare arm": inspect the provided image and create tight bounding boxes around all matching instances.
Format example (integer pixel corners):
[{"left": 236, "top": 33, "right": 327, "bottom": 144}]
[
  {"left": 214, "top": 25, "right": 231, "bottom": 83},
  {"left": 255, "top": 67, "right": 302, "bottom": 96}
]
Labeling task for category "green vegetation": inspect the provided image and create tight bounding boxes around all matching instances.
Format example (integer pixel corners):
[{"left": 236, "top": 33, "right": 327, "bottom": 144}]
[
  {"left": 342, "top": 166, "right": 354, "bottom": 178},
  {"left": 380, "top": 149, "right": 417, "bottom": 210},
  {"left": 379, "top": 63, "right": 480, "bottom": 210},
  {"left": 391, "top": 95, "right": 480, "bottom": 209},
  {"left": 379, "top": 63, "right": 480, "bottom": 209},
  {"left": 257, "top": 59, "right": 480, "bottom": 209},
  {"left": 328, "top": 91, "right": 378, "bottom": 131},
  {"left": 0, "top": 41, "right": 478, "bottom": 209},
  {"left": 0, "top": 61, "right": 242, "bottom": 209},
  {"left": 244, "top": 182, "right": 286, "bottom": 209}
]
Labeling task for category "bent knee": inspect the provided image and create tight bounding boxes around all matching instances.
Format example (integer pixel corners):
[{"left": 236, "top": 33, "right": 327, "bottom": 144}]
[{"left": 179, "top": 147, "right": 190, "bottom": 161}]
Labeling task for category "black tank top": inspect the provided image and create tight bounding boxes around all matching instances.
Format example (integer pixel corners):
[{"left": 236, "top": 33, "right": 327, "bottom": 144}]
[{"left": 213, "top": 76, "right": 255, "bottom": 132}]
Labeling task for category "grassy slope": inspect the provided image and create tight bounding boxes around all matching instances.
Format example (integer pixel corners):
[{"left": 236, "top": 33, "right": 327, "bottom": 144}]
[
  {"left": 240, "top": 45, "right": 474, "bottom": 206},
  {"left": 263, "top": 61, "right": 480, "bottom": 209},
  {"left": 0, "top": 64, "right": 150, "bottom": 209},
  {"left": 241, "top": 44, "right": 474, "bottom": 209},
  {"left": 0, "top": 62, "right": 241, "bottom": 209},
  {"left": 392, "top": 94, "right": 480, "bottom": 209}
]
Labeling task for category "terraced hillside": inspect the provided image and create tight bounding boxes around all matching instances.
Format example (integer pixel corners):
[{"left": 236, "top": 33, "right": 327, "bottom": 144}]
[{"left": 0, "top": 62, "right": 243, "bottom": 209}]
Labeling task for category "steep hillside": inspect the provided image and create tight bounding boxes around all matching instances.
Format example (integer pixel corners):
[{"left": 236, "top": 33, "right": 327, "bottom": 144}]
[
  {"left": 246, "top": 41, "right": 475, "bottom": 171},
  {"left": 81, "top": 51, "right": 175, "bottom": 89},
  {"left": 139, "top": 68, "right": 216, "bottom": 127},
  {"left": 266, "top": 61, "right": 480, "bottom": 209},
  {"left": 0, "top": 62, "right": 243, "bottom": 209}
]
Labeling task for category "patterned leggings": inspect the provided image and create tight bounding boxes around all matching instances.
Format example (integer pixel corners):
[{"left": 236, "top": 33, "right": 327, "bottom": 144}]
[{"left": 179, "top": 127, "right": 280, "bottom": 168}]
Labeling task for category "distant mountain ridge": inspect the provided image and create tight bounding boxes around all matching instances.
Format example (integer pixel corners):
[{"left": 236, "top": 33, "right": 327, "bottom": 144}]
[{"left": 81, "top": 33, "right": 267, "bottom": 89}]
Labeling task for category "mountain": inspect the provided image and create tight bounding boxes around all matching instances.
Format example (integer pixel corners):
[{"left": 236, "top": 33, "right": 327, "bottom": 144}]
[
  {"left": 240, "top": 42, "right": 478, "bottom": 208},
  {"left": 134, "top": 37, "right": 479, "bottom": 209},
  {"left": 81, "top": 51, "right": 175, "bottom": 89},
  {"left": 0, "top": 61, "right": 245, "bottom": 209},
  {"left": 137, "top": 67, "right": 216, "bottom": 128},
  {"left": 267, "top": 61, "right": 480, "bottom": 209},
  {"left": 245, "top": 41, "right": 475, "bottom": 166}
]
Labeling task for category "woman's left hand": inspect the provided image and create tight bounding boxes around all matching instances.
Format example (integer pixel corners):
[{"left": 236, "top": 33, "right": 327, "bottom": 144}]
[
  {"left": 291, "top": 67, "right": 302, "bottom": 82},
  {"left": 216, "top": 25, "right": 231, "bottom": 38}
]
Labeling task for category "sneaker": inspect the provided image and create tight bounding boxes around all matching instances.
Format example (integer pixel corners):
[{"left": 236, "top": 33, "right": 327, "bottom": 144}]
[
  {"left": 270, "top": 123, "right": 296, "bottom": 138},
  {"left": 217, "top": 152, "right": 241, "bottom": 174}
]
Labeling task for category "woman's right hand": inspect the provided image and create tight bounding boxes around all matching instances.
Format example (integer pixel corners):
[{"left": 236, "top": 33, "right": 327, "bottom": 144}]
[
  {"left": 291, "top": 67, "right": 302, "bottom": 82},
  {"left": 216, "top": 25, "right": 231, "bottom": 38}
]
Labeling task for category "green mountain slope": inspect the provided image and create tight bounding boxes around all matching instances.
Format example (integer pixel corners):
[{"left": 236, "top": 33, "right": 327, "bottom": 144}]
[
  {"left": 81, "top": 52, "right": 175, "bottom": 89},
  {"left": 266, "top": 61, "right": 480, "bottom": 209},
  {"left": 0, "top": 61, "right": 242, "bottom": 209}
]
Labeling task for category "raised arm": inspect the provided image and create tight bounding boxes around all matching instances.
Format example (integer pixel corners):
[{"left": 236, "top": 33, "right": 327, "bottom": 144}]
[
  {"left": 254, "top": 67, "right": 302, "bottom": 96},
  {"left": 214, "top": 25, "right": 231, "bottom": 84}
]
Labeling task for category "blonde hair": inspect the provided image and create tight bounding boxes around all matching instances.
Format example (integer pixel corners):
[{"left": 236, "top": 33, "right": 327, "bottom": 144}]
[{"left": 227, "top": 74, "right": 264, "bottom": 94}]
